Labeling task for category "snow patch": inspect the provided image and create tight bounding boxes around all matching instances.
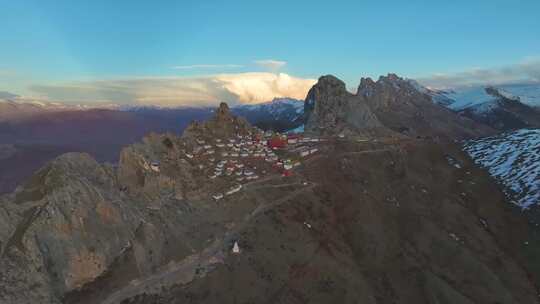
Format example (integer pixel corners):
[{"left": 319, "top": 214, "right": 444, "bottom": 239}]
[
  {"left": 463, "top": 128, "right": 540, "bottom": 209},
  {"left": 287, "top": 124, "right": 304, "bottom": 133}
]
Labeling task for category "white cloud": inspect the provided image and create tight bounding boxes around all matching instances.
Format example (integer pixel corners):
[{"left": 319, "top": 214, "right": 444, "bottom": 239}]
[
  {"left": 254, "top": 60, "right": 287, "bottom": 71},
  {"left": 216, "top": 73, "right": 315, "bottom": 103},
  {"left": 418, "top": 57, "right": 540, "bottom": 89},
  {"left": 171, "top": 64, "right": 243, "bottom": 70},
  {"left": 28, "top": 73, "right": 316, "bottom": 107}
]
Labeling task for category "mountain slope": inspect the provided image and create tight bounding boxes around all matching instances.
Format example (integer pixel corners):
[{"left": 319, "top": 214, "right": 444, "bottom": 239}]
[
  {"left": 464, "top": 128, "right": 540, "bottom": 209},
  {"left": 429, "top": 85, "right": 540, "bottom": 131}
]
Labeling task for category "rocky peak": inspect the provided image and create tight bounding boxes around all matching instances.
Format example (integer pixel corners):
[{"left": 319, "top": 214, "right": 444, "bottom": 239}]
[
  {"left": 379, "top": 73, "right": 401, "bottom": 82},
  {"left": 182, "top": 102, "right": 254, "bottom": 141},
  {"left": 215, "top": 102, "right": 231, "bottom": 120},
  {"left": 316, "top": 75, "right": 347, "bottom": 91},
  {"left": 305, "top": 75, "right": 349, "bottom": 107},
  {"left": 358, "top": 77, "right": 376, "bottom": 98},
  {"left": 304, "top": 75, "right": 383, "bottom": 135},
  {"left": 356, "top": 73, "right": 424, "bottom": 110},
  {"left": 484, "top": 86, "right": 519, "bottom": 102},
  {"left": 359, "top": 77, "right": 375, "bottom": 87}
]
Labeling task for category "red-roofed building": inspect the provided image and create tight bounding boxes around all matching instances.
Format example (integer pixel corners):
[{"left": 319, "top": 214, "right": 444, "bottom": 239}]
[
  {"left": 282, "top": 170, "right": 293, "bottom": 177},
  {"left": 268, "top": 137, "right": 287, "bottom": 149}
]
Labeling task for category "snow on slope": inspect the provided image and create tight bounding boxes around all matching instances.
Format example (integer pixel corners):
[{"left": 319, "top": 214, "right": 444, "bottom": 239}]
[
  {"left": 430, "top": 83, "right": 540, "bottom": 113},
  {"left": 443, "top": 87, "right": 495, "bottom": 111},
  {"left": 233, "top": 98, "right": 304, "bottom": 117},
  {"left": 463, "top": 128, "right": 540, "bottom": 209},
  {"left": 498, "top": 84, "right": 540, "bottom": 107},
  {"left": 287, "top": 124, "right": 304, "bottom": 133}
]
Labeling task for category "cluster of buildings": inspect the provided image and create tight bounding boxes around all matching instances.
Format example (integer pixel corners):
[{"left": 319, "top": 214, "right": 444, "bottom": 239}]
[{"left": 177, "top": 131, "right": 325, "bottom": 201}]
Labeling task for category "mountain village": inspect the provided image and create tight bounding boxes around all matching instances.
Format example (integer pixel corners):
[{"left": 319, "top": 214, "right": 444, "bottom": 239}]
[{"left": 148, "top": 128, "right": 324, "bottom": 201}]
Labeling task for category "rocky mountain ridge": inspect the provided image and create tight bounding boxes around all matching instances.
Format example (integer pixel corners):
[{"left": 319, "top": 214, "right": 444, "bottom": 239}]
[
  {"left": 304, "top": 74, "right": 494, "bottom": 139},
  {"left": 304, "top": 75, "right": 384, "bottom": 136}
]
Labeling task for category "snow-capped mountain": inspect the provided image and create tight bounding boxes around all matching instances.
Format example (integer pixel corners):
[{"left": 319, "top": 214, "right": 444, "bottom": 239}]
[
  {"left": 0, "top": 98, "right": 119, "bottom": 121},
  {"left": 426, "top": 84, "right": 540, "bottom": 131},
  {"left": 431, "top": 84, "right": 540, "bottom": 111},
  {"left": 463, "top": 128, "right": 540, "bottom": 209},
  {"left": 232, "top": 98, "right": 305, "bottom": 132}
]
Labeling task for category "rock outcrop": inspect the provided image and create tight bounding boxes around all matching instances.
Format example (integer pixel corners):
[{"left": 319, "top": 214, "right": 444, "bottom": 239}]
[
  {"left": 304, "top": 73, "right": 494, "bottom": 139},
  {"left": 304, "top": 75, "right": 384, "bottom": 135},
  {"left": 117, "top": 132, "right": 197, "bottom": 201},
  {"left": 182, "top": 102, "right": 254, "bottom": 141},
  {"left": 0, "top": 153, "right": 140, "bottom": 303}
]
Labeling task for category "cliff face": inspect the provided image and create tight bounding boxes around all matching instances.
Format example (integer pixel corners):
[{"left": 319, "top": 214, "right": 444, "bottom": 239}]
[
  {"left": 304, "top": 74, "right": 494, "bottom": 139},
  {"left": 304, "top": 75, "right": 383, "bottom": 135},
  {"left": 0, "top": 153, "right": 140, "bottom": 303}
]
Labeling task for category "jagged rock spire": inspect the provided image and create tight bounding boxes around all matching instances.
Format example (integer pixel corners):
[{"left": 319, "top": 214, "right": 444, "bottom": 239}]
[
  {"left": 304, "top": 75, "right": 382, "bottom": 135},
  {"left": 216, "top": 102, "right": 231, "bottom": 120},
  {"left": 182, "top": 102, "right": 253, "bottom": 140}
]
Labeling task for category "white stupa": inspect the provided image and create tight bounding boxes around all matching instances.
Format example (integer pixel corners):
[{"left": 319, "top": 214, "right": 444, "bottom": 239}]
[{"left": 232, "top": 241, "right": 241, "bottom": 254}]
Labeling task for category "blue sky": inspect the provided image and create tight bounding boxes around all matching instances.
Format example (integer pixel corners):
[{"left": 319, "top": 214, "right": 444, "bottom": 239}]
[{"left": 1, "top": 0, "right": 540, "bottom": 105}]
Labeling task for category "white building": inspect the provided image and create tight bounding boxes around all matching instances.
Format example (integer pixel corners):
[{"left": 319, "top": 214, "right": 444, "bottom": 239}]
[
  {"left": 225, "top": 184, "right": 242, "bottom": 195},
  {"left": 150, "top": 162, "right": 160, "bottom": 172},
  {"left": 288, "top": 138, "right": 298, "bottom": 144}
]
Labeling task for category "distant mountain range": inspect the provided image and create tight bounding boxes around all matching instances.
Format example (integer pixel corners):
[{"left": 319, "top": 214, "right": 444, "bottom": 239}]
[
  {"left": 0, "top": 97, "right": 120, "bottom": 121},
  {"left": 231, "top": 98, "right": 304, "bottom": 132},
  {"left": 427, "top": 84, "right": 540, "bottom": 131}
]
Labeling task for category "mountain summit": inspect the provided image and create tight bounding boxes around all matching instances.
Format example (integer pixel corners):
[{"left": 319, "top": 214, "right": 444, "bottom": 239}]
[
  {"left": 304, "top": 75, "right": 383, "bottom": 135},
  {"left": 182, "top": 102, "right": 253, "bottom": 140}
]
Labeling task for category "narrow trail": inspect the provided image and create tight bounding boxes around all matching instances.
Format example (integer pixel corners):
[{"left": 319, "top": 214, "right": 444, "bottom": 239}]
[{"left": 101, "top": 182, "right": 316, "bottom": 304}]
